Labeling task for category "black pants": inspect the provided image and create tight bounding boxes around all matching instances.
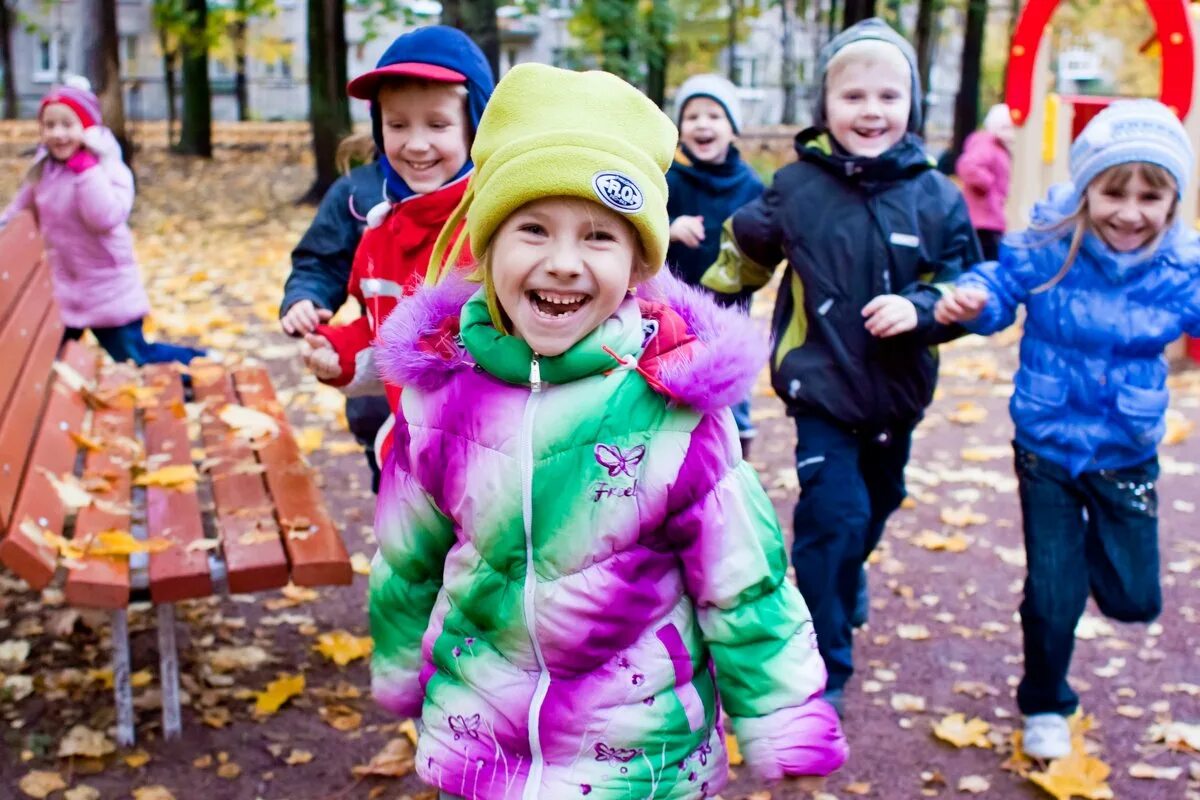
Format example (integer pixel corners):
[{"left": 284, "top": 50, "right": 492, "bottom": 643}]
[
  {"left": 790, "top": 414, "right": 913, "bottom": 692},
  {"left": 346, "top": 395, "right": 390, "bottom": 494},
  {"left": 976, "top": 228, "right": 1003, "bottom": 262},
  {"left": 1014, "top": 445, "right": 1161, "bottom": 715}
]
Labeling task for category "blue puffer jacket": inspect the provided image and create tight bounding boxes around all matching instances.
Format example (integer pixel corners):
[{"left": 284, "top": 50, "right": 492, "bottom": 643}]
[{"left": 960, "top": 183, "right": 1200, "bottom": 476}]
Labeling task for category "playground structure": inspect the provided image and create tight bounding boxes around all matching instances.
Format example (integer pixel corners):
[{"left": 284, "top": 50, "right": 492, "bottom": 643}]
[{"left": 1003, "top": 0, "right": 1200, "bottom": 228}]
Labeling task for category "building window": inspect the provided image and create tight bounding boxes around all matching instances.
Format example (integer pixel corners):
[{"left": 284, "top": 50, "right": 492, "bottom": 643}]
[
  {"left": 278, "top": 39, "right": 293, "bottom": 81},
  {"left": 33, "top": 34, "right": 65, "bottom": 83},
  {"left": 733, "top": 56, "right": 760, "bottom": 88},
  {"left": 123, "top": 35, "right": 139, "bottom": 73}
]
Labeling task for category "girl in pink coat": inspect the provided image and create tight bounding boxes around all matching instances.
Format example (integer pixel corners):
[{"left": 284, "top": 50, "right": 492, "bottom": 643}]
[
  {"left": 0, "top": 79, "right": 204, "bottom": 365},
  {"left": 956, "top": 103, "right": 1015, "bottom": 261}
]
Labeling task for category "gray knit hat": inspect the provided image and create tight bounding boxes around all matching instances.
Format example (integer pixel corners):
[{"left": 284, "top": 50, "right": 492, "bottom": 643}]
[
  {"left": 814, "top": 17, "right": 921, "bottom": 134},
  {"left": 1069, "top": 99, "right": 1194, "bottom": 200},
  {"left": 674, "top": 73, "right": 742, "bottom": 134}
]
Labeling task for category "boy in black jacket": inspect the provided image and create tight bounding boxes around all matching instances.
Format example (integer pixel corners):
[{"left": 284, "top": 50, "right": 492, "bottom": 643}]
[
  {"left": 280, "top": 156, "right": 390, "bottom": 493},
  {"left": 703, "top": 17, "right": 981, "bottom": 713}
]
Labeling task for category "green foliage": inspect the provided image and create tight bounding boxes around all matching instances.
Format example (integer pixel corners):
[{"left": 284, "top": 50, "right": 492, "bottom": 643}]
[{"left": 347, "top": 0, "right": 424, "bottom": 45}]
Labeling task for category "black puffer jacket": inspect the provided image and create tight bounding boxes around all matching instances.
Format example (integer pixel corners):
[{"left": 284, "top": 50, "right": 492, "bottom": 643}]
[
  {"left": 280, "top": 160, "right": 385, "bottom": 317},
  {"left": 704, "top": 130, "right": 981, "bottom": 432}
]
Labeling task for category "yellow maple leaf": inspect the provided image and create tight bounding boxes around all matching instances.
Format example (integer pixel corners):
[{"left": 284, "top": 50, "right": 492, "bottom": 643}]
[
  {"left": 58, "top": 724, "right": 116, "bottom": 758},
  {"left": 911, "top": 530, "right": 971, "bottom": 553},
  {"left": 36, "top": 468, "right": 95, "bottom": 512},
  {"left": 399, "top": 718, "right": 420, "bottom": 747},
  {"left": 932, "top": 713, "right": 992, "bottom": 749},
  {"left": 218, "top": 404, "right": 280, "bottom": 442},
  {"left": 294, "top": 427, "right": 324, "bottom": 455},
  {"left": 313, "top": 631, "right": 373, "bottom": 666},
  {"left": 253, "top": 673, "right": 305, "bottom": 716},
  {"left": 131, "top": 787, "right": 177, "bottom": 800},
  {"left": 134, "top": 464, "right": 200, "bottom": 491},
  {"left": 319, "top": 703, "right": 363, "bottom": 731},
  {"left": 69, "top": 431, "right": 105, "bottom": 452},
  {"left": 940, "top": 505, "right": 989, "bottom": 528},
  {"left": 725, "top": 732, "right": 744, "bottom": 766},
  {"left": 1163, "top": 409, "right": 1194, "bottom": 446},
  {"left": 947, "top": 401, "right": 989, "bottom": 425},
  {"left": 1028, "top": 746, "right": 1113, "bottom": 800},
  {"left": 85, "top": 530, "right": 173, "bottom": 558},
  {"left": 124, "top": 749, "right": 152, "bottom": 768},
  {"left": 285, "top": 749, "right": 314, "bottom": 765},
  {"left": 352, "top": 737, "right": 415, "bottom": 779}
]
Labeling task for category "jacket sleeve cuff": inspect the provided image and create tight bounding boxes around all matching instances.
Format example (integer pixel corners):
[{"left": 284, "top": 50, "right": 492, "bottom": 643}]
[
  {"left": 731, "top": 700, "right": 849, "bottom": 781},
  {"left": 314, "top": 322, "right": 363, "bottom": 388}
]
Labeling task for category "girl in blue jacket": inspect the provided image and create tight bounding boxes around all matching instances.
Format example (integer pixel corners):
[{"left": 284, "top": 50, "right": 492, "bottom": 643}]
[{"left": 936, "top": 99, "right": 1199, "bottom": 761}]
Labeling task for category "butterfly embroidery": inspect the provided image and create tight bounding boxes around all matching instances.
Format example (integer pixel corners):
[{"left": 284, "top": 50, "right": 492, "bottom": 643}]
[
  {"left": 448, "top": 713, "right": 482, "bottom": 740},
  {"left": 594, "top": 444, "right": 645, "bottom": 478},
  {"left": 594, "top": 742, "right": 643, "bottom": 763}
]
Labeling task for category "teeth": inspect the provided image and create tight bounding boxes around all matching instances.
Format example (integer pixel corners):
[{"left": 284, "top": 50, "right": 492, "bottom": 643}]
[{"left": 535, "top": 291, "right": 587, "bottom": 305}]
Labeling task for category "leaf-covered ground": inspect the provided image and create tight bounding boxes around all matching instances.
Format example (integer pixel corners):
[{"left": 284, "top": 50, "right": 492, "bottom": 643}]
[{"left": 0, "top": 137, "right": 1198, "bottom": 800}]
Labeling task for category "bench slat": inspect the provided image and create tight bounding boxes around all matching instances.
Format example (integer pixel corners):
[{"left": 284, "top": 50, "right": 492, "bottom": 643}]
[
  {"left": 0, "top": 304, "right": 70, "bottom": 531},
  {"left": 64, "top": 363, "right": 139, "bottom": 609},
  {"left": 142, "top": 365, "right": 212, "bottom": 603},
  {"left": 0, "top": 271, "right": 53, "bottom": 419},
  {"left": 0, "top": 341, "right": 97, "bottom": 589},
  {"left": 0, "top": 212, "right": 45, "bottom": 329},
  {"left": 232, "top": 367, "right": 351, "bottom": 587},
  {"left": 191, "top": 363, "right": 289, "bottom": 595}
]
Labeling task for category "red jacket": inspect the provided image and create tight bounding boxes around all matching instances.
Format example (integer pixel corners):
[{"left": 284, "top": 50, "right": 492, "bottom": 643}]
[{"left": 316, "top": 172, "right": 470, "bottom": 411}]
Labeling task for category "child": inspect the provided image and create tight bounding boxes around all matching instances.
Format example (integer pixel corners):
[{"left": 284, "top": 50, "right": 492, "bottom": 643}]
[
  {"left": 956, "top": 103, "right": 1015, "bottom": 260},
  {"left": 302, "top": 26, "right": 493, "bottom": 433},
  {"left": 935, "top": 99, "right": 1197, "bottom": 759},
  {"left": 369, "top": 63, "right": 847, "bottom": 799},
  {"left": 667, "top": 74, "right": 765, "bottom": 458},
  {"left": 0, "top": 79, "right": 204, "bottom": 366},
  {"left": 701, "top": 17, "right": 981, "bottom": 712},
  {"left": 280, "top": 135, "right": 390, "bottom": 492}
]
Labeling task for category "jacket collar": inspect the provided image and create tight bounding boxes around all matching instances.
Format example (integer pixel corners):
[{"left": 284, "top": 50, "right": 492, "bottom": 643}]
[{"left": 795, "top": 128, "right": 933, "bottom": 184}]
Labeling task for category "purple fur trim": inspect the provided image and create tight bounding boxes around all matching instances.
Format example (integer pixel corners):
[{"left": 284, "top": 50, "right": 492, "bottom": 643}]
[
  {"left": 376, "top": 272, "right": 477, "bottom": 392},
  {"left": 639, "top": 271, "right": 770, "bottom": 414}
]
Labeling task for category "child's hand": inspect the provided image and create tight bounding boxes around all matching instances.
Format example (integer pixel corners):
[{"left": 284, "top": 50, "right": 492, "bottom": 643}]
[
  {"left": 862, "top": 294, "right": 917, "bottom": 338},
  {"left": 934, "top": 286, "right": 989, "bottom": 325},
  {"left": 281, "top": 300, "right": 333, "bottom": 336},
  {"left": 302, "top": 333, "right": 342, "bottom": 380},
  {"left": 82, "top": 126, "right": 122, "bottom": 164},
  {"left": 669, "top": 215, "right": 705, "bottom": 248}
]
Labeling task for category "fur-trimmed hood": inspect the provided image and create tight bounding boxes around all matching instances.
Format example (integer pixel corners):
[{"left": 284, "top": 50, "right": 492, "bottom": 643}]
[{"left": 376, "top": 270, "right": 769, "bottom": 414}]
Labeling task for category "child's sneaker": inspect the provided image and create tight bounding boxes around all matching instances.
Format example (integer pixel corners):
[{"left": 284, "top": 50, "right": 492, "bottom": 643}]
[{"left": 1023, "top": 713, "right": 1071, "bottom": 759}]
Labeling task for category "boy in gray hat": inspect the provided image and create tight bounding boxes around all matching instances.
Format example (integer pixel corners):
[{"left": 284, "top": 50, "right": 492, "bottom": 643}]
[{"left": 703, "top": 17, "right": 981, "bottom": 716}]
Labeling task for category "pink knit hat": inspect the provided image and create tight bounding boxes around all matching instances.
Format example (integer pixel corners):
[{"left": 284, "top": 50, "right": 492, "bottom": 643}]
[{"left": 39, "top": 79, "right": 102, "bottom": 129}]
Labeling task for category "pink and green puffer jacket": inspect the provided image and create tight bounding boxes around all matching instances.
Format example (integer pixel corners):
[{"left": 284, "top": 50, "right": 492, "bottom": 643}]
[{"left": 370, "top": 272, "right": 847, "bottom": 800}]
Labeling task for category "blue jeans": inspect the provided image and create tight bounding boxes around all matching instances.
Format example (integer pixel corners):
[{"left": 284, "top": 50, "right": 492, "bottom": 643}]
[
  {"left": 64, "top": 319, "right": 205, "bottom": 366},
  {"left": 790, "top": 414, "right": 912, "bottom": 692},
  {"left": 1014, "top": 445, "right": 1161, "bottom": 716},
  {"left": 731, "top": 397, "right": 755, "bottom": 439}
]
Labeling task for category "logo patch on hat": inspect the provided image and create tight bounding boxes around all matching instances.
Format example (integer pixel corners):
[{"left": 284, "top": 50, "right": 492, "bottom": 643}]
[{"left": 592, "top": 172, "right": 644, "bottom": 214}]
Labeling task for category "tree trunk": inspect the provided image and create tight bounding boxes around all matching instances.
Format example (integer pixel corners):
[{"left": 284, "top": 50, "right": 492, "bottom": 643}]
[
  {"left": 159, "top": 24, "right": 178, "bottom": 146},
  {"left": 643, "top": 0, "right": 671, "bottom": 107},
  {"left": 81, "top": 0, "right": 131, "bottom": 162},
  {"left": 914, "top": 0, "right": 936, "bottom": 135},
  {"left": 781, "top": 0, "right": 798, "bottom": 123},
  {"left": 727, "top": 0, "right": 739, "bottom": 84},
  {"left": 178, "top": 0, "right": 212, "bottom": 156},
  {"left": 440, "top": 0, "right": 500, "bottom": 80},
  {"left": 842, "top": 0, "right": 875, "bottom": 29},
  {"left": 827, "top": 0, "right": 840, "bottom": 41},
  {"left": 234, "top": 3, "right": 249, "bottom": 122},
  {"left": 952, "top": 0, "right": 987, "bottom": 154},
  {"left": 0, "top": 2, "right": 17, "bottom": 119},
  {"left": 304, "top": 0, "right": 351, "bottom": 202}
]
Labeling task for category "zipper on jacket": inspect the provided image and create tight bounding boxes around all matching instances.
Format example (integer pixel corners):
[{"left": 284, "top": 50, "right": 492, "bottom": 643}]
[{"left": 521, "top": 355, "right": 549, "bottom": 799}]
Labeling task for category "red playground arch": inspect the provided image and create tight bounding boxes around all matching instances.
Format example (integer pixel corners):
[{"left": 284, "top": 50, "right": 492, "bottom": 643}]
[{"left": 1005, "top": 0, "right": 1196, "bottom": 127}]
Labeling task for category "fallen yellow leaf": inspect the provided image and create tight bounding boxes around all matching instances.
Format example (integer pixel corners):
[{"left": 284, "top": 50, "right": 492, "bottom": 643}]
[
  {"left": 352, "top": 737, "right": 415, "bottom": 778},
  {"left": 351, "top": 552, "right": 372, "bottom": 575},
  {"left": 253, "top": 673, "right": 305, "bottom": 716},
  {"left": 124, "top": 749, "right": 152, "bottom": 768},
  {"left": 295, "top": 427, "right": 324, "bottom": 455},
  {"left": 313, "top": 631, "right": 373, "bottom": 666},
  {"left": 932, "top": 713, "right": 992, "bottom": 749},
  {"left": 1028, "top": 745, "right": 1113, "bottom": 800},
  {"left": 725, "top": 732, "right": 743, "bottom": 766},
  {"left": 85, "top": 530, "right": 173, "bottom": 558},
  {"left": 948, "top": 401, "right": 988, "bottom": 425},
  {"left": 285, "top": 749, "right": 314, "bottom": 765},
  {"left": 940, "top": 505, "right": 989, "bottom": 528},
  {"left": 1164, "top": 409, "right": 1194, "bottom": 446},
  {"left": 911, "top": 530, "right": 971, "bottom": 553},
  {"left": 58, "top": 724, "right": 116, "bottom": 759},
  {"left": 218, "top": 404, "right": 280, "bottom": 442},
  {"left": 18, "top": 771, "right": 67, "bottom": 799},
  {"left": 319, "top": 703, "right": 363, "bottom": 731},
  {"left": 131, "top": 787, "right": 177, "bottom": 800},
  {"left": 134, "top": 464, "right": 200, "bottom": 491}
]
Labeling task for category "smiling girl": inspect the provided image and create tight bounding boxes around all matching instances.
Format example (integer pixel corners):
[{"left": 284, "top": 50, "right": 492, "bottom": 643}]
[
  {"left": 936, "top": 99, "right": 1200, "bottom": 761},
  {"left": 367, "top": 63, "right": 846, "bottom": 800}
]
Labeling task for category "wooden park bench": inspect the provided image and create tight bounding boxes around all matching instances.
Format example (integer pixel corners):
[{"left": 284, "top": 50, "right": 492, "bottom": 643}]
[{"left": 0, "top": 211, "right": 352, "bottom": 745}]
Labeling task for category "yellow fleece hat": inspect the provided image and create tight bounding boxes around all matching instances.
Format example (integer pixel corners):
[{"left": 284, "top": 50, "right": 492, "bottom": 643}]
[{"left": 427, "top": 63, "right": 678, "bottom": 284}]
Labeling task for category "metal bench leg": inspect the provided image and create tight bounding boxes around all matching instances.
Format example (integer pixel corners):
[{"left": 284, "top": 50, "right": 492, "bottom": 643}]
[
  {"left": 112, "top": 610, "right": 136, "bottom": 747},
  {"left": 157, "top": 604, "right": 182, "bottom": 740}
]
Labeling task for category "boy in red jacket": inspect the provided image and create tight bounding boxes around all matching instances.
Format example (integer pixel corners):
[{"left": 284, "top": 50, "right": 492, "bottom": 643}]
[{"left": 303, "top": 27, "right": 493, "bottom": 428}]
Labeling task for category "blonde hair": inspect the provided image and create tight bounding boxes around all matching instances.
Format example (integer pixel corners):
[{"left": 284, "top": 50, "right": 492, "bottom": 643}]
[
  {"left": 825, "top": 40, "right": 912, "bottom": 90},
  {"left": 1030, "top": 162, "right": 1178, "bottom": 293}
]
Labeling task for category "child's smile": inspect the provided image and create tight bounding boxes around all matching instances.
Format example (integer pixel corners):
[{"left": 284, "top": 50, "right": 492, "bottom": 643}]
[
  {"left": 491, "top": 197, "right": 640, "bottom": 358},
  {"left": 1086, "top": 168, "right": 1175, "bottom": 253},
  {"left": 679, "top": 97, "right": 735, "bottom": 164}
]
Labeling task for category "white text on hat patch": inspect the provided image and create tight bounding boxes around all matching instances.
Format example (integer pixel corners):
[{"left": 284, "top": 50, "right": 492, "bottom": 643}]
[{"left": 592, "top": 172, "right": 644, "bottom": 214}]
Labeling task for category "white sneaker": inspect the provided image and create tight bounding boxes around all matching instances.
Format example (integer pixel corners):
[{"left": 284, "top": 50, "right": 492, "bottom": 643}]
[{"left": 1023, "top": 713, "right": 1072, "bottom": 759}]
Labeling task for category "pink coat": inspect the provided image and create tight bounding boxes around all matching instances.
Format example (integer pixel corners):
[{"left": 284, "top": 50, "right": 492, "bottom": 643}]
[
  {"left": 956, "top": 131, "right": 1012, "bottom": 234},
  {"left": 0, "top": 137, "right": 149, "bottom": 329}
]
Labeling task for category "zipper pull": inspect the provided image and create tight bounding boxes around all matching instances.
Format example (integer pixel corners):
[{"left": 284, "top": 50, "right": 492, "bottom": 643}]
[{"left": 529, "top": 355, "right": 542, "bottom": 393}]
